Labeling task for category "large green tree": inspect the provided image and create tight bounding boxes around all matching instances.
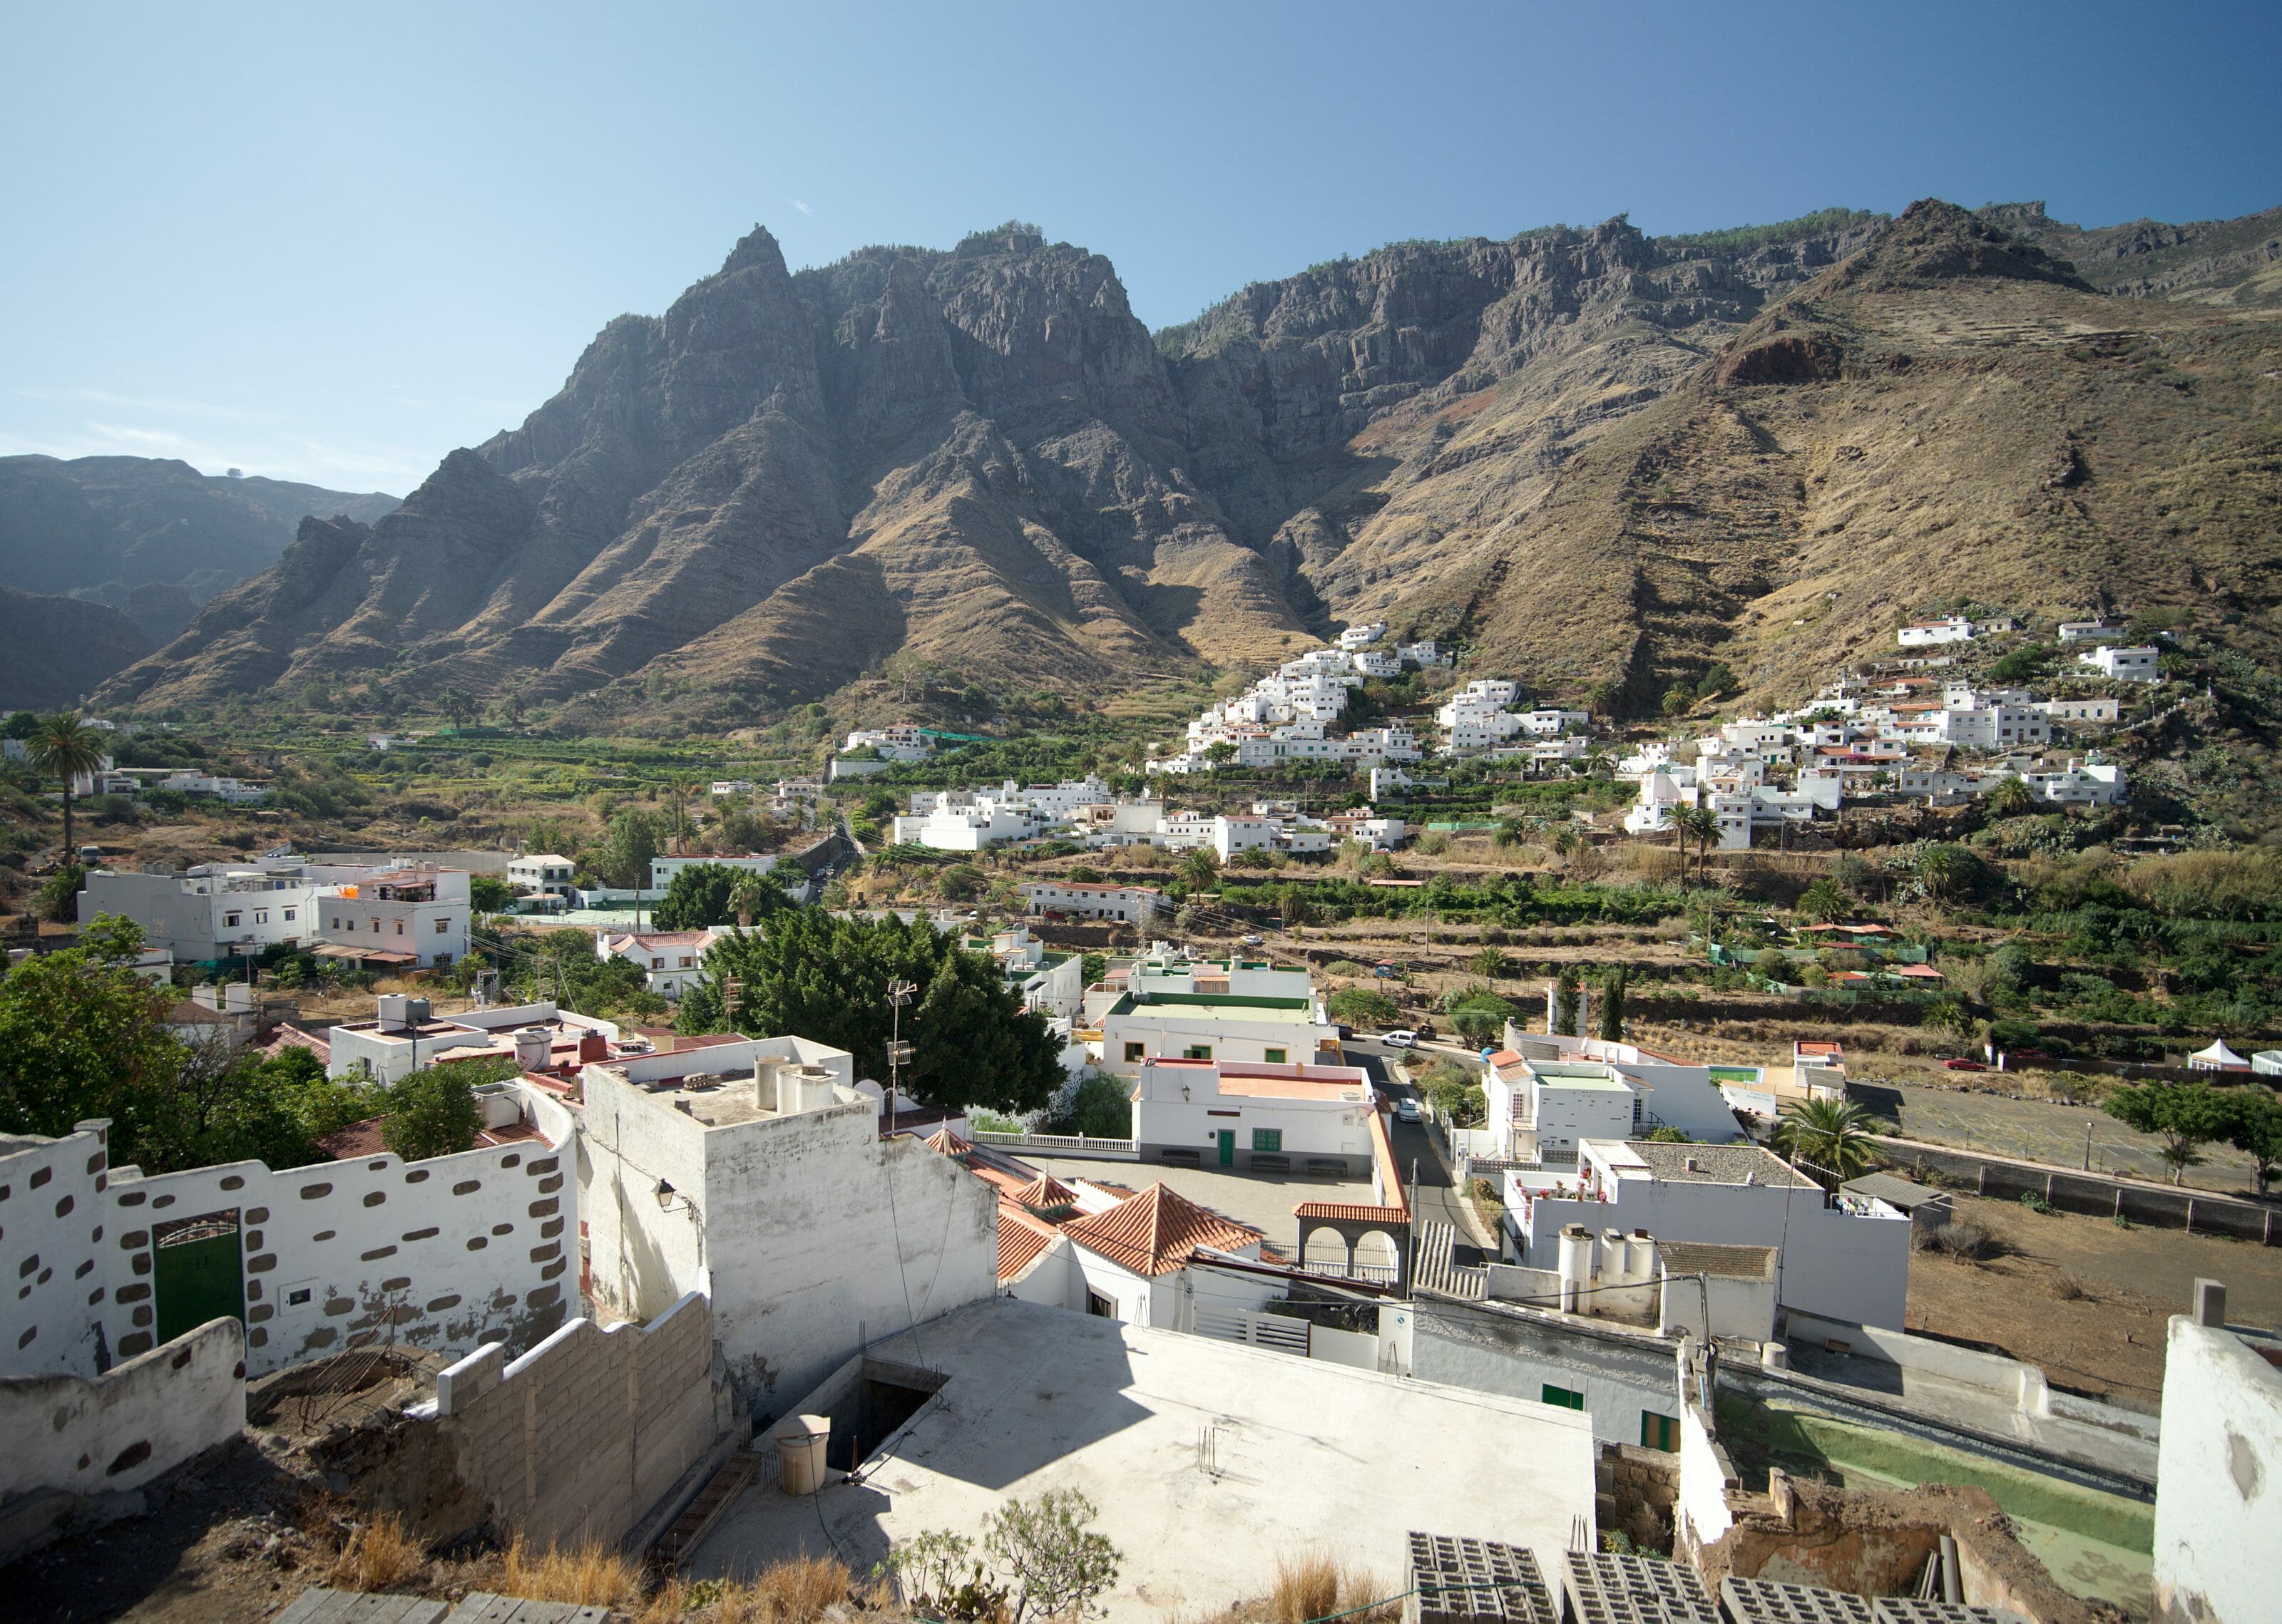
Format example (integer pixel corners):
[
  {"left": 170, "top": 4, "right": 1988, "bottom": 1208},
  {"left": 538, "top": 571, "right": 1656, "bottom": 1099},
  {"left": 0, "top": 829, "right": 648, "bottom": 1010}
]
[
  {"left": 653, "top": 861, "right": 787, "bottom": 930},
  {"left": 1769, "top": 1097, "right": 1878, "bottom": 1187},
  {"left": 592, "top": 808, "right": 665, "bottom": 890},
  {"left": 693, "top": 910, "right": 1063, "bottom": 1113},
  {"left": 2105, "top": 1080, "right": 2237, "bottom": 1185}
]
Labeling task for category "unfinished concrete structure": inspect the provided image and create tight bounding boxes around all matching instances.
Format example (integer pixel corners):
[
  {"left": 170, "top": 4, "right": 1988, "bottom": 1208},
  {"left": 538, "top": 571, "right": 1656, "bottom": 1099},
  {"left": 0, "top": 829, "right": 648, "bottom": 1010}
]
[
  {"left": 578, "top": 1039, "right": 998, "bottom": 1414},
  {"left": 689, "top": 1297, "right": 1597, "bottom": 1622}
]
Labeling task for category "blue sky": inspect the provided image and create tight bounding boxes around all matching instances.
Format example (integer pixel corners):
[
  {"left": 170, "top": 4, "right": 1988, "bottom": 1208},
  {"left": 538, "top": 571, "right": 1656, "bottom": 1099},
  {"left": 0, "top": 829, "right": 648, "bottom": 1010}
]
[{"left": 4, "top": 1, "right": 2276, "bottom": 493}]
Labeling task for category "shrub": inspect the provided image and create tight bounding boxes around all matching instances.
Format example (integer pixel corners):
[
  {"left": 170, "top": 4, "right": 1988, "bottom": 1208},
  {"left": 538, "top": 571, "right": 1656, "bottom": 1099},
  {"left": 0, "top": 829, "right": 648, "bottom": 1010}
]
[
  {"left": 501, "top": 1535, "right": 645, "bottom": 1608},
  {"left": 983, "top": 1487, "right": 1121, "bottom": 1624},
  {"left": 331, "top": 1512, "right": 424, "bottom": 1591},
  {"left": 1930, "top": 1220, "right": 1991, "bottom": 1263}
]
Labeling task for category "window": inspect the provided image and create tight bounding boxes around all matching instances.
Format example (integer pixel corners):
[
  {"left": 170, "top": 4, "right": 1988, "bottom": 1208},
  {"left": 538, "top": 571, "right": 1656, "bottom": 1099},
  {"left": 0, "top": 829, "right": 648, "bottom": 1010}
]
[
  {"left": 1640, "top": 1412, "right": 1678, "bottom": 1453},
  {"left": 283, "top": 908, "right": 296, "bottom": 922},
  {"left": 394, "top": 920, "right": 405, "bottom": 935},
  {"left": 285, "top": 1287, "right": 313, "bottom": 1307},
  {"left": 1264, "top": 1047, "right": 1287, "bottom": 1064},
  {"left": 223, "top": 912, "right": 241, "bottom": 927},
  {"left": 1542, "top": 1384, "right": 1585, "bottom": 1411},
  {"left": 1251, "top": 1129, "right": 1281, "bottom": 1153},
  {"left": 435, "top": 918, "right": 449, "bottom": 934},
  {"left": 254, "top": 909, "right": 268, "bottom": 925},
  {"left": 1183, "top": 1044, "right": 1214, "bottom": 1061},
  {"left": 1124, "top": 1042, "right": 1146, "bottom": 1063},
  {"left": 651, "top": 957, "right": 664, "bottom": 969},
  {"left": 1086, "top": 1290, "right": 1115, "bottom": 1318}
]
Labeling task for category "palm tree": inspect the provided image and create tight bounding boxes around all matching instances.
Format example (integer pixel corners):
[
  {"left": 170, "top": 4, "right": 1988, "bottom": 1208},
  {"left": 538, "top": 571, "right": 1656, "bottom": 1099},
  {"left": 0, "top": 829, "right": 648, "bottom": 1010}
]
[
  {"left": 729, "top": 871, "right": 779, "bottom": 928},
  {"left": 1180, "top": 846, "right": 1222, "bottom": 891},
  {"left": 1796, "top": 878, "right": 1851, "bottom": 926},
  {"left": 1987, "top": 776, "right": 2035, "bottom": 819},
  {"left": 1769, "top": 1098, "right": 1878, "bottom": 1188},
  {"left": 1671, "top": 806, "right": 1721, "bottom": 888},
  {"left": 669, "top": 776, "right": 702, "bottom": 853},
  {"left": 29, "top": 713, "right": 106, "bottom": 859},
  {"left": 1470, "top": 945, "right": 1506, "bottom": 985}
]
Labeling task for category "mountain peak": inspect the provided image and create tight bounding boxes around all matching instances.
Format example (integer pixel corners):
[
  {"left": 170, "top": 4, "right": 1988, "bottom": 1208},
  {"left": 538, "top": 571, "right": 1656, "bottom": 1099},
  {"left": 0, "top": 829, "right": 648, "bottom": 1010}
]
[
  {"left": 1826, "top": 197, "right": 2093, "bottom": 293},
  {"left": 720, "top": 225, "right": 789, "bottom": 278}
]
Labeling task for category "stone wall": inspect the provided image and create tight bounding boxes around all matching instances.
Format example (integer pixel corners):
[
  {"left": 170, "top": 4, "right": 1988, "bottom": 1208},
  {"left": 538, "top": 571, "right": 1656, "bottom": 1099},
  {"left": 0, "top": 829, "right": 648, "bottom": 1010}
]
[
  {"left": 1597, "top": 1441, "right": 1679, "bottom": 1551},
  {"left": 0, "top": 1121, "right": 113, "bottom": 1378},
  {"left": 103, "top": 1087, "right": 578, "bottom": 1373},
  {"left": 0, "top": 1313, "right": 244, "bottom": 1501},
  {"left": 425, "top": 1292, "right": 740, "bottom": 1551}
]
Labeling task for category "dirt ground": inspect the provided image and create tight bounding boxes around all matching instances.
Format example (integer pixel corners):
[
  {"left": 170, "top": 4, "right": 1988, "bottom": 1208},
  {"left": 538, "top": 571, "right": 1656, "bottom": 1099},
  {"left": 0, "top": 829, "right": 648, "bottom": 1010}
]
[{"left": 1902, "top": 1193, "right": 2282, "bottom": 1404}]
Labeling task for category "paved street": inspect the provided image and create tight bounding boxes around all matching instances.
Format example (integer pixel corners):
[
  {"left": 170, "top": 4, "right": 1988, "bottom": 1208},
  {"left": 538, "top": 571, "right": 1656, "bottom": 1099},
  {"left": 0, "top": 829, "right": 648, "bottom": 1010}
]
[{"left": 1346, "top": 1042, "right": 1494, "bottom": 1265}]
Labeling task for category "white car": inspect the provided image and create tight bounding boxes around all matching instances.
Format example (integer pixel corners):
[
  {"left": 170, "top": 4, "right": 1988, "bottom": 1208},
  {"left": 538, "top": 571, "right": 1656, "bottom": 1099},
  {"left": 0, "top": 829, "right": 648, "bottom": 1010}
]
[
  {"left": 1242, "top": 934, "right": 1264, "bottom": 946},
  {"left": 1381, "top": 1029, "right": 1418, "bottom": 1049},
  {"left": 1396, "top": 1097, "right": 1421, "bottom": 1124}
]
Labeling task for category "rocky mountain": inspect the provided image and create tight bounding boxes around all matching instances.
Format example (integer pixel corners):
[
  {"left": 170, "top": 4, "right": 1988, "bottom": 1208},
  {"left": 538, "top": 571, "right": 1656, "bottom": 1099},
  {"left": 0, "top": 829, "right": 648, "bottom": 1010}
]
[
  {"left": 0, "top": 456, "right": 401, "bottom": 643},
  {"left": 1981, "top": 200, "right": 2282, "bottom": 307},
  {"left": 95, "top": 200, "right": 2282, "bottom": 724},
  {"left": 0, "top": 585, "right": 152, "bottom": 711}
]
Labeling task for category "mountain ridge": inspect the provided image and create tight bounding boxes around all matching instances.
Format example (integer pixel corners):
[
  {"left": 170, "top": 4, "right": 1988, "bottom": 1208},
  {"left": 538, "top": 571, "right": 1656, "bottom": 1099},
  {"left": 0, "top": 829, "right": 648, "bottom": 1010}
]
[{"left": 88, "top": 199, "right": 2282, "bottom": 726}]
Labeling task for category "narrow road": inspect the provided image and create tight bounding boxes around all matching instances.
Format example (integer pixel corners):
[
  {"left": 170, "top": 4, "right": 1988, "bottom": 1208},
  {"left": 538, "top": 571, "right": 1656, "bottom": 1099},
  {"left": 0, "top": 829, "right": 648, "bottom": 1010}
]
[{"left": 1345, "top": 1042, "right": 1495, "bottom": 1266}]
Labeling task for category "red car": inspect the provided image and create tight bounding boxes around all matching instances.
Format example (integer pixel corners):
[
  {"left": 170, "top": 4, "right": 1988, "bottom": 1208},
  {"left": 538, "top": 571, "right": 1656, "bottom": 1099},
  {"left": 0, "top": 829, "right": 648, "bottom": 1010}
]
[{"left": 1943, "top": 1058, "right": 1987, "bottom": 1072}]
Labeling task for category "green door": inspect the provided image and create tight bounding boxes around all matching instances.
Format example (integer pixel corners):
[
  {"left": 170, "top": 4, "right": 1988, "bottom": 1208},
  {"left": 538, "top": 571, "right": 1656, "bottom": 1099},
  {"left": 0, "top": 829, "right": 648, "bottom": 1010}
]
[
  {"left": 1217, "top": 1130, "right": 1235, "bottom": 1166},
  {"left": 153, "top": 1211, "right": 245, "bottom": 1345}
]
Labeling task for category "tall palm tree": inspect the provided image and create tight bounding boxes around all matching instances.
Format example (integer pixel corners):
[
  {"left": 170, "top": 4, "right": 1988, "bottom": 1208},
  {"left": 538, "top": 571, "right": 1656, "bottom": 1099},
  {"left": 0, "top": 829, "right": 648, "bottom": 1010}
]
[
  {"left": 1180, "top": 846, "right": 1221, "bottom": 891},
  {"left": 1796, "top": 878, "right": 1851, "bottom": 925},
  {"left": 1671, "top": 806, "right": 1721, "bottom": 888},
  {"left": 1987, "top": 776, "right": 2035, "bottom": 819},
  {"left": 1769, "top": 1097, "right": 1878, "bottom": 1188},
  {"left": 669, "top": 776, "right": 702, "bottom": 853},
  {"left": 29, "top": 713, "right": 106, "bottom": 859}
]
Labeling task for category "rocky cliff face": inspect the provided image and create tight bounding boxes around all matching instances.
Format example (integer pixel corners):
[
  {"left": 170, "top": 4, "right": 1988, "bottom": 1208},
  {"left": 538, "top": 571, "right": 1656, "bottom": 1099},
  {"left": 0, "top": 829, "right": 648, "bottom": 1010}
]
[
  {"left": 93, "top": 201, "right": 2282, "bottom": 722},
  {"left": 0, "top": 586, "right": 152, "bottom": 710}
]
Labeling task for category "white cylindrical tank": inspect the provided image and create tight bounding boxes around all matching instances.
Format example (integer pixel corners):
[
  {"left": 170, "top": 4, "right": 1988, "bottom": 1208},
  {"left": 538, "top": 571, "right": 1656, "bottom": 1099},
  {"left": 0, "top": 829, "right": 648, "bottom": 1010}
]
[
  {"left": 1629, "top": 1228, "right": 1657, "bottom": 1283},
  {"left": 513, "top": 1027, "right": 551, "bottom": 1071},
  {"left": 771, "top": 1413, "right": 832, "bottom": 1494},
  {"left": 1557, "top": 1224, "right": 1594, "bottom": 1313},
  {"left": 787, "top": 1064, "right": 836, "bottom": 1114}
]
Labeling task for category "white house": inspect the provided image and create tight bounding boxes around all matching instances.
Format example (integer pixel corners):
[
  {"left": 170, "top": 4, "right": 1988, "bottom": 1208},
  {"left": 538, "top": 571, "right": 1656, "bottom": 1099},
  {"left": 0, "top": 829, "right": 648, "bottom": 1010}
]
[
  {"left": 1130, "top": 1056, "right": 1379, "bottom": 1176},
  {"left": 1337, "top": 621, "right": 1387, "bottom": 650},
  {"left": 2037, "top": 697, "right": 2122, "bottom": 726},
  {"left": 1896, "top": 616, "right": 1974, "bottom": 647},
  {"left": 327, "top": 997, "right": 621, "bottom": 1085},
  {"left": 2057, "top": 620, "right": 2127, "bottom": 645},
  {"left": 893, "top": 791, "right": 1038, "bottom": 850},
  {"left": 1020, "top": 879, "right": 1164, "bottom": 925},
  {"left": 843, "top": 724, "right": 933, "bottom": 762},
  {"left": 1101, "top": 957, "right": 1340, "bottom": 1076},
  {"left": 598, "top": 927, "right": 725, "bottom": 1000},
  {"left": 80, "top": 858, "right": 470, "bottom": 968},
  {"left": 1500, "top": 1139, "right": 1909, "bottom": 1331},
  {"left": 508, "top": 853, "right": 577, "bottom": 900},
  {"left": 2077, "top": 644, "right": 2161, "bottom": 682},
  {"left": 578, "top": 1038, "right": 998, "bottom": 1409}
]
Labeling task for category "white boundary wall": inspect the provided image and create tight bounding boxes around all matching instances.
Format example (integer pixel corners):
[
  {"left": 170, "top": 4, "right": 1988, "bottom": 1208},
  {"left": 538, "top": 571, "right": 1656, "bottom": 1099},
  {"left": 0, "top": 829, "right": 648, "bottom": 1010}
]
[
  {"left": 0, "top": 1314, "right": 245, "bottom": 1501},
  {"left": 2154, "top": 1314, "right": 2282, "bottom": 1624}
]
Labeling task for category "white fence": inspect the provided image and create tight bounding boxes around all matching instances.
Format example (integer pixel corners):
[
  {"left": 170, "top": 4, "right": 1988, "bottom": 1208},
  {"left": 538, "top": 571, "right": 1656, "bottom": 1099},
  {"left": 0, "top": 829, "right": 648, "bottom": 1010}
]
[
  {"left": 1192, "top": 1305, "right": 1311, "bottom": 1354},
  {"left": 1296, "top": 1258, "right": 1401, "bottom": 1285},
  {"left": 972, "top": 1131, "right": 1140, "bottom": 1161}
]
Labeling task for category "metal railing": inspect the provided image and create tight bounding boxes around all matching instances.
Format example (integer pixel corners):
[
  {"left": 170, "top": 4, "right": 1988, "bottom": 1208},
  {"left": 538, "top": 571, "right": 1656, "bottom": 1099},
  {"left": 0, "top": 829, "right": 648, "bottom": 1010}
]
[{"left": 1296, "top": 1258, "right": 1401, "bottom": 1285}]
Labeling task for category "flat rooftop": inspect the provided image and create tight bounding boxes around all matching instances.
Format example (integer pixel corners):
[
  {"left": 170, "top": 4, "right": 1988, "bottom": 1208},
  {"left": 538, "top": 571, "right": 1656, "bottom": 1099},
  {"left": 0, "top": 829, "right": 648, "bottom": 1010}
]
[
  {"left": 1528, "top": 1064, "right": 1636, "bottom": 1094},
  {"left": 1599, "top": 1141, "right": 1818, "bottom": 1189},
  {"left": 689, "top": 1298, "right": 1595, "bottom": 1621}
]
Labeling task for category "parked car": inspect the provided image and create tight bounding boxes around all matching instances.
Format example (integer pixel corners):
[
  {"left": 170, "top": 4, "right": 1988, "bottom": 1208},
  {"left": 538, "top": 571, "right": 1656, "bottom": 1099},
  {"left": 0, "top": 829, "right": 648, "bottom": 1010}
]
[
  {"left": 1381, "top": 1029, "right": 1418, "bottom": 1049},
  {"left": 1242, "top": 934, "right": 1264, "bottom": 946},
  {"left": 1943, "top": 1058, "right": 1987, "bottom": 1072},
  {"left": 1396, "top": 1098, "right": 1421, "bottom": 1124}
]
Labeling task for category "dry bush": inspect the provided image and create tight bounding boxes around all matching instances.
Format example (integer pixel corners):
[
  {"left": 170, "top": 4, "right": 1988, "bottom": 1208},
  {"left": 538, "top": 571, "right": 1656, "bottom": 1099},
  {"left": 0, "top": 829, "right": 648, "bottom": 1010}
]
[
  {"left": 753, "top": 1554, "right": 852, "bottom": 1623},
  {"left": 1272, "top": 1552, "right": 1341, "bottom": 1624},
  {"left": 1930, "top": 1220, "right": 1992, "bottom": 1264},
  {"left": 501, "top": 1533, "right": 648, "bottom": 1608},
  {"left": 2052, "top": 1272, "right": 2091, "bottom": 1301},
  {"left": 330, "top": 1511, "right": 424, "bottom": 1591},
  {"left": 1269, "top": 1552, "right": 1396, "bottom": 1624}
]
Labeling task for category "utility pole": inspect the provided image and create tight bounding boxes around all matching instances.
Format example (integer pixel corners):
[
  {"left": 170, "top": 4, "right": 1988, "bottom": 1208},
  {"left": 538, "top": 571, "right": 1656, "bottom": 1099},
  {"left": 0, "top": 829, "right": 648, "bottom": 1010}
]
[
  {"left": 721, "top": 975, "right": 745, "bottom": 1028},
  {"left": 886, "top": 977, "right": 916, "bottom": 1136}
]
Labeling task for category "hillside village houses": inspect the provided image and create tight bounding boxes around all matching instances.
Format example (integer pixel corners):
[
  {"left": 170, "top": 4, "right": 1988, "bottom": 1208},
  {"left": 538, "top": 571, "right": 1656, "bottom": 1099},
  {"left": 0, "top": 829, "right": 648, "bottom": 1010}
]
[
  {"left": 597, "top": 926, "right": 726, "bottom": 1000},
  {"left": 1020, "top": 877, "right": 1165, "bottom": 925},
  {"left": 1149, "top": 641, "right": 1426, "bottom": 775},
  {"left": 79, "top": 854, "right": 471, "bottom": 970}
]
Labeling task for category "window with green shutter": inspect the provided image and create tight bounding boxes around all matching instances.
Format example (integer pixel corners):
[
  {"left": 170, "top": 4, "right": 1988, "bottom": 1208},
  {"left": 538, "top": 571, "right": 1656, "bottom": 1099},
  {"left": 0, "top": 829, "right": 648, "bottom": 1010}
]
[
  {"left": 1125, "top": 1042, "right": 1146, "bottom": 1062},
  {"left": 1541, "top": 1384, "right": 1585, "bottom": 1411},
  {"left": 1184, "top": 1044, "right": 1214, "bottom": 1060},
  {"left": 1251, "top": 1129, "right": 1281, "bottom": 1153},
  {"left": 1264, "top": 1047, "right": 1287, "bottom": 1064},
  {"left": 1640, "top": 1411, "right": 1678, "bottom": 1452}
]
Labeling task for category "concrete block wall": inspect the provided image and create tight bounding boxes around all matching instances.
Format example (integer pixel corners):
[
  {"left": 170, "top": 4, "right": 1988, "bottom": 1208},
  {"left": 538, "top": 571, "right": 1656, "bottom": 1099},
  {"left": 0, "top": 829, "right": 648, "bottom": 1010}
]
[
  {"left": 431, "top": 1291, "right": 732, "bottom": 1551},
  {"left": 0, "top": 1313, "right": 245, "bottom": 1503},
  {"left": 0, "top": 1122, "right": 113, "bottom": 1377}
]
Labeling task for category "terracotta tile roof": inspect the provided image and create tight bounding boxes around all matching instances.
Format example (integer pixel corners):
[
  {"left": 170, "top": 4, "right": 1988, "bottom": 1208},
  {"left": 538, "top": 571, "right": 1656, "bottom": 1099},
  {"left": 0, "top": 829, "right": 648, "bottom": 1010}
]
[
  {"left": 1293, "top": 1201, "right": 1410, "bottom": 1224},
  {"left": 1013, "top": 1172, "right": 1083, "bottom": 1211},
  {"left": 923, "top": 1127, "right": 975, "bottom": 1158},
  {"left": 1059, "top": 1184, "right": 1260, "bottom": 1277},
  {"left": 997, "top": 1208, "right": 1062, "bottom": 1282},
  {"left": 1485, "top": 1049, "right": 1523, "bottom": 1069}
]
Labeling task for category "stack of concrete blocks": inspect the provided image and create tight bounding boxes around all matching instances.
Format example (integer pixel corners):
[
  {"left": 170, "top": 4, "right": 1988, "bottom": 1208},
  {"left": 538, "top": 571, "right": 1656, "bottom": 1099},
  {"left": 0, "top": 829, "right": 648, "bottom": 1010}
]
[
  {"left": 1405, "top": 1531, "right": 1557, "bottom": 1624},
  {"left": 429, "top": 1291, "right": 744, "bottom": 1552},
  {"left": 1562, "top": 1550, "right": 1718, "bottom": 1624}
]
